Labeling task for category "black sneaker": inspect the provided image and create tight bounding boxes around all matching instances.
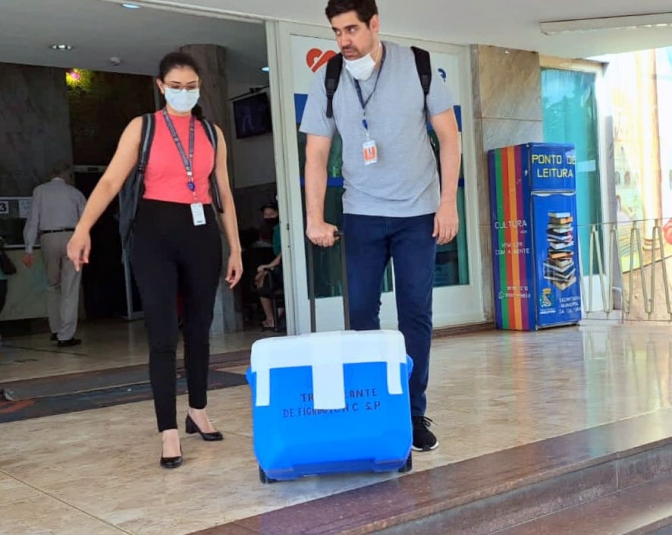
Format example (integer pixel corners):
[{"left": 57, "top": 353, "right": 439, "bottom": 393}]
[{"left": 412, "top": 416, "right": 439, "bottom": 452}]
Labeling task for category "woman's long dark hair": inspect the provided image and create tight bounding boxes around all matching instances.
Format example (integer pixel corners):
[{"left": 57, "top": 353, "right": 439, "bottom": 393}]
[{"left": 158, "top": 51, "right": 205, "bottom": 120}]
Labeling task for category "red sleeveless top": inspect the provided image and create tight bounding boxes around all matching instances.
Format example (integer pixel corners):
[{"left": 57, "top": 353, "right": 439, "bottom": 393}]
[{"left": 143, "top": 111, "right": 215, "bottom": 205}]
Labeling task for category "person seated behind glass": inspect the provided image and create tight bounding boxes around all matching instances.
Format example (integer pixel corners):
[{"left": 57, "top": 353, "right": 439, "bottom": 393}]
[
  {"left": 255, "top": 201, "right": 282, "bottom": 330},
  {"left": 256, "top": 201, "right": 279, "bottom": 248}
]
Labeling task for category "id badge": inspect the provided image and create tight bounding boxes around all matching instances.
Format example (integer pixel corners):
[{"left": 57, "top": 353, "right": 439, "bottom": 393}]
[
  {"left": 363, "top": 139, "right": 378, "bottom": 165},
  {"left": 190, "top": 203, "right": 206, "bottom": 226}
]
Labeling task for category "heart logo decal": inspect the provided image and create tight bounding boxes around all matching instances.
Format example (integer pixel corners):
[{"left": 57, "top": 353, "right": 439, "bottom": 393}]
[{"left": 306, "top": 48, "right": 337, "bottom": 72}]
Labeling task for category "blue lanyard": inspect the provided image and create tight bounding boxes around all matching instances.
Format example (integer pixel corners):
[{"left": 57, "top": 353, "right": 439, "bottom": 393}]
[
  {"left": 162, "top": 109, "right": 196, "bottom": 194},
  {"left": 353, "top": 44, "right": 386, "bottom": 133}
]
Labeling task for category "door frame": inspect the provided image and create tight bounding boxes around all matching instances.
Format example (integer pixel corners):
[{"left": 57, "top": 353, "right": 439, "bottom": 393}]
[
  {"left": 539, "top": 56, "right": 612, "bottom": 314},
  {"left": 266, "top": 20, "right": 485, "bottom": 334}
]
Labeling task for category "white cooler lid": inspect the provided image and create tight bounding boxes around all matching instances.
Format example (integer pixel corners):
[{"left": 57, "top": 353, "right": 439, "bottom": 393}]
[{"left": 250, "top": 330, "right": 407, "bottom": 410}]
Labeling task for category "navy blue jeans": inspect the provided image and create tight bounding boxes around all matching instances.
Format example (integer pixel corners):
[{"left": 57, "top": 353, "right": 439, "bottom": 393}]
[{"left": 342, "top": 213, "right": 436, "bottom": 417}]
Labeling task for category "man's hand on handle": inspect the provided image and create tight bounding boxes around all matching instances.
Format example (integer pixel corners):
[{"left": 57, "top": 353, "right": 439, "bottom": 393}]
[{"left": 306, "top": 221, "right": 340, "bottom": 248}]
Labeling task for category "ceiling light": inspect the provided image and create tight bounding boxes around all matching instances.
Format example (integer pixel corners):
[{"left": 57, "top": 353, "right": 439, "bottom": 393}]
[
  {"left": 50, "top": 44, "right": 73, "bottom": 51},
  {"left": 541, "top": 12, "right": 672, "bottom": 35},
  {"left": 260, "top": 66, "right": 270, "bottom": 73},
  {"left": 122, "top": 3, "right": 141, "bottom": 8}
]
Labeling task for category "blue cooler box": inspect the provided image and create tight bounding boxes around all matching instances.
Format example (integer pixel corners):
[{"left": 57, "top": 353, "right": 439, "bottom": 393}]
[{"left": 247, "top": 330, "right": 414, "bottom": 483}]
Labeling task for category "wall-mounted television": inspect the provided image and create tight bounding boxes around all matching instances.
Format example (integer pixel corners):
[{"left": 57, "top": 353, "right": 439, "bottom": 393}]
[{"left": 233, "top": 91, "right": 272, "bottom": 139}]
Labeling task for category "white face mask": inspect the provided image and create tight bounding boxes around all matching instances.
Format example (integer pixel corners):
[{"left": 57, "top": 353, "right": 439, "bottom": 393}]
[
  {"left": 164, "top": 87, "right": 200, "bottom": 113},
  {"left": 344, "top": 43, "right": 380, "bottom": 81}
]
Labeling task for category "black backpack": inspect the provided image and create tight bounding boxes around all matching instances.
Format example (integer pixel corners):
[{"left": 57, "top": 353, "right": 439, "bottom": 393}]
[
  {"left": 325, "top": 46, "right": 432, "bottom": 119},
  {"left": 118, "top": 113, "right": 224, "bottom": 251}
]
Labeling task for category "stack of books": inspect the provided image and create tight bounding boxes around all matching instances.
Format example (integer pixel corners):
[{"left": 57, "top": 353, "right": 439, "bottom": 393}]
[{"left": 543, "top": 212, "right": 576, "bottom": 290}]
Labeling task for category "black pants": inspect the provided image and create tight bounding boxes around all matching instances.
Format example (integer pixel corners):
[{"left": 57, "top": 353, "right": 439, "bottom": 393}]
[{"left": 131, "top": 200, "right": 223, "bottom": 432}]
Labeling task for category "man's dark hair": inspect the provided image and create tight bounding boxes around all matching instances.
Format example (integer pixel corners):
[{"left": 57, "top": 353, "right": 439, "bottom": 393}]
[{"left": 325, "top": 0, "right": 378, "bottom": 25}]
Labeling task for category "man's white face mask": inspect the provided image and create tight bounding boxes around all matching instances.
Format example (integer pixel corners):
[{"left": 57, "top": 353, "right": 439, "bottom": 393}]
[{"left": 344, "top": 42, "right": 381, "bottom": 81}]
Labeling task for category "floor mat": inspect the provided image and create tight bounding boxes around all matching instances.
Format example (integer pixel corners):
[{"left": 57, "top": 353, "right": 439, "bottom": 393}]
[
  {"left": 0, "top": 349, "right": 251, "bottom": 401},
  {"left": 0, "top": 369, "right": 248, "bottom": 424},
  {"left": 2, "top": 366, "right": 159, "bottom": 400}
]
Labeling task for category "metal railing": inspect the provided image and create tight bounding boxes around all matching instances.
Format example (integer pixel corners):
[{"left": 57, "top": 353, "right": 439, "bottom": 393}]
[{"left": 578, "top": 218, "right": 672, "bottom": 322}]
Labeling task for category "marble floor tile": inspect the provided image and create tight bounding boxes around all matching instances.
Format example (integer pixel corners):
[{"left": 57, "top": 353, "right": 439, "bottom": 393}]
[
  {"left": 0, "top": 398, "right": 394, "bottom": 535},
  {"left": 0, "top": 320, "right": 271, "bottom": 383},
  {"left": 2, "top": 322, "right": 672, "bottom": 534},
  {"left": 0, "top": 493, "right": 127, "bottom": 534},
  {"left": 0, "top": 471, "right": 42, "bottom": 506}
]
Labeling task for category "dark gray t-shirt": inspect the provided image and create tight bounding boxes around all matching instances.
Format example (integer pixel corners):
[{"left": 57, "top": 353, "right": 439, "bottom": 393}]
[{"left": 299, "top": 41, "right": 454, "bottom": 217}]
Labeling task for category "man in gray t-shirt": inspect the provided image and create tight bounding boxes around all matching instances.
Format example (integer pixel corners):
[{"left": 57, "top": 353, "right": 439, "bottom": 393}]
[{"left": 300, "top": 0, "right": 461, "bottom": 452}]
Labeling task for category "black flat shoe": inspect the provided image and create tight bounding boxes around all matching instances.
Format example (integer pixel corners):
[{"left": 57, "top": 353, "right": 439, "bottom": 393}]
[
  {"left": 57, "top": 338, "right": 81, "bottom": 348},
  {"left": 185, "top": 414, "right": 223, "bottom": 441},
  {"left": 160, "top": 448, "right": 183, "bottom": 469}
]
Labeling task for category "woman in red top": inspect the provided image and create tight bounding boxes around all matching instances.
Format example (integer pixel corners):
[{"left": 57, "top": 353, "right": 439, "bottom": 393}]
[{"left": 67, "top": 52, "right": 243, "bottom": 469}]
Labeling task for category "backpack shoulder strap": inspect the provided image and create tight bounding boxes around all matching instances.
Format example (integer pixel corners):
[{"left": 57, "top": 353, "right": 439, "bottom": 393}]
[
  {"left": 199, "top": 118, "right": 225, "bottom": 214},
  {"left": 200, "top": 118, "right": 218, "bottom": 151},
  {"left": 411, "top": 46, "right": 432, "bottom": 117},
  {"left": 119, "top": 113, "right": 155, "bottom": 251},
  {"left": 137, "top": 113, "right": 155, "bottom": 173},
  {"left": 325, "top": 53, "right": 343, "bottom": 119}
]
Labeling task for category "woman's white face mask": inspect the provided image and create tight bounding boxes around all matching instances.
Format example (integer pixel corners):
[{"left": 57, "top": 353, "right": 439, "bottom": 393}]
[{"left": 164, "top": 87, "right": 200, "bottom": 112}]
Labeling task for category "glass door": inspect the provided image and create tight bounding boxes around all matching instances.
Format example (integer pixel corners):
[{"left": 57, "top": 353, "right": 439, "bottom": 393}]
[
  {"left": 541, "top": 65, "right": 607, "bottom": 312},
  {"left": 266, "top": 21, "right": 484, "bottom": 334}
]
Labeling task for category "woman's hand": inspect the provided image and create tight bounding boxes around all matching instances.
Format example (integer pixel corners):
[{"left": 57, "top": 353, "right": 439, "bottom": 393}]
[
  {"left": 67, "top": 229, "right": 91, "bottom": 272},
  {"left": 226, "top": 252, "right": 243, "bottom": 289}
]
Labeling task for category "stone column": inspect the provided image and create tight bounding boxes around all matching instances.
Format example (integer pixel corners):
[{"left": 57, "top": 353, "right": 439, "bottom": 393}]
[
  {"left": 0, "top": 63, "right": 73, "bottom": 324},
  {"left": 179, "top": 44, "right": 243, "bottom": 333},
  {"left": 0, "top": 63, "right": 73, "bottom": 195},
  {"left": 470, "top": 45, "right": 544, "bottom": 322}
]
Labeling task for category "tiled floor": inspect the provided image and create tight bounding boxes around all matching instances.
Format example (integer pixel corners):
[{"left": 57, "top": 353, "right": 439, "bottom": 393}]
[
  {"left": 1, "top": 321, "right": 672, "bottom": 534},
  {"left": 0, "top": 320, "right": 275, "bottom": 383}
]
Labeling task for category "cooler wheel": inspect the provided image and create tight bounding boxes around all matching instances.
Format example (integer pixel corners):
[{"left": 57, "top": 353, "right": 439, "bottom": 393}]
[
  {"left": 399, "top": 453, "right": 413, "bottom": 473},
  {"left": 258, "top": 465, "right": 277, "bottom": 484}
]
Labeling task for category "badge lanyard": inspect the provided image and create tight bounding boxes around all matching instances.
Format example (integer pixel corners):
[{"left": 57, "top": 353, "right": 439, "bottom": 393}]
[
  {"left": 162, "top": 109, "right": 206, "bottom": 226},
  {"left": 163, "top": 109, "right": 197, "bottom": 201},
  {"left": 354, "top": 44, "right": 386, "bottom": 165}
]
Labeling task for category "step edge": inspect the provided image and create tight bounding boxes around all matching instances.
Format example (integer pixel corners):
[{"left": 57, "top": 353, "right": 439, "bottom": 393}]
[{"left": 493, "top": 477, "right": 672, "bottom": 535}]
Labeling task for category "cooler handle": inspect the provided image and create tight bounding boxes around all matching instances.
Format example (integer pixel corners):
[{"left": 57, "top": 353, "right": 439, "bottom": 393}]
[{"left": 307, "top": 231, "right": 350, "bottom": 333}]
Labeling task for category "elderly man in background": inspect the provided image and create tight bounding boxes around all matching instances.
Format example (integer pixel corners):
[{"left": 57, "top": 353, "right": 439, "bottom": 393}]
[{"left": 23, "top": 162, "right": 86, "bottom": 347}]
